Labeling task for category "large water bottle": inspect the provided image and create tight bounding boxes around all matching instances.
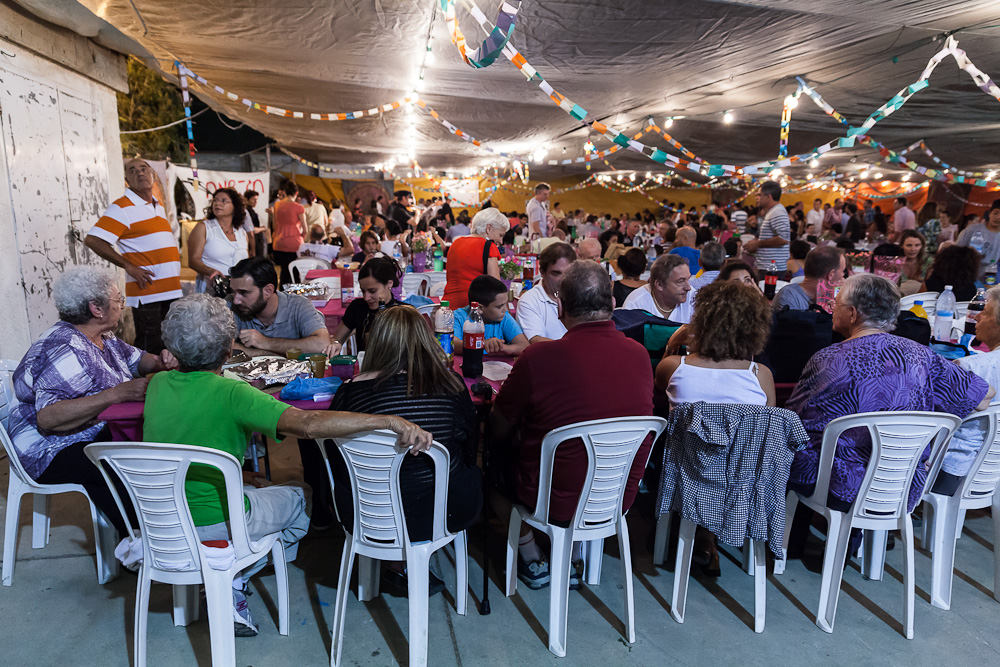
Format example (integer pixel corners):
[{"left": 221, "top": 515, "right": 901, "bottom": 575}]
[
  {"left": 433, "top": 300, "right": 454, "bottom": 365},
  {"left": 392, "top": 240, "right": 404, "bottom": 268},
  {"left": 461, "top": 302, "right": 485, "bottom": 378},
  {"left": 970, "top": 230, "right": 986, "bottom": 256},
  {"left": 934, "top": 285, "right": 957, "bottom": 342}
]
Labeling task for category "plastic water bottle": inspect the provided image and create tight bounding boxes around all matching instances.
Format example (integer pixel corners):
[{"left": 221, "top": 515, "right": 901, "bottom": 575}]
[
  {"left": 934, "top": 285, "right": 957, "bottom": 342},
  {"left": 461, "top": 302, "right": 485, "bottom": 379},
  {"left": 966, "top": 287, "right": 986, "bottom": 336},
  {"left": 764, "top": 260, "right": 778, "bottom": 300},
  {"left": 433, "top": 300, "right": 454, "bottom": 365},
  {"left": 971, "top": 230, "right": 986, "bottom": 256}
]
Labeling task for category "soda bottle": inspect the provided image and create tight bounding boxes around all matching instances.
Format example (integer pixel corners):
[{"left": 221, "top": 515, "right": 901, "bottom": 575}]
[
  {"left": 433, "top": 248, "right": 445, "bottom": 272},
  {"left": 461, "top": 302, "right": 485, "bottom": 379},
  {"left": 987, "top": 261, "right": 997, "bottom": 287},
  {"left": 433, "top": 300, "right": 455, "bottom": 365},
  {"left": 966, "top": 287, "right": 986, "bottom": 336},
  {"left": 764, "top": 260, "right": 778, "bottom": 300},
  {"left": 933, "top": 285, "right": 956, "bottom": 342},
  {"left": 339, "top": 266, "right": 354, "bottom": 307}
]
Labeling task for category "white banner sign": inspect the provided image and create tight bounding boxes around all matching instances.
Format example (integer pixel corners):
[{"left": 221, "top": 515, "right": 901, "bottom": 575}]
[{"left": 169, "top": 165, "right": 270, "bottom": 226}]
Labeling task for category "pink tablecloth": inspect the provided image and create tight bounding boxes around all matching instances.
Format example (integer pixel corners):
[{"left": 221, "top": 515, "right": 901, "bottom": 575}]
[
  {"left": 99, "top": 392, "right": 333, "bottom": 442},
  {"left": 452, "top": 354, "right": 512, "bottom": 405},
  {"left": 304, "top": 269, "right": 342, "bottom": 281}
]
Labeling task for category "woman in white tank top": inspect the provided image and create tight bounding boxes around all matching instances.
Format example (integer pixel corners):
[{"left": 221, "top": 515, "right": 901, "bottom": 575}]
[
  {"left": 654, "top": 280, "right": 776, "bottom": 573},
  {"left": 188, "top": 188, "right": 250, "bottom": 292}
]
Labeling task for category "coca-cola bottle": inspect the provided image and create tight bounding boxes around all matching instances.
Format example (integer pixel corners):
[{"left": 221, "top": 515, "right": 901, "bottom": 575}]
[
  {"left": 764, "top": 260, "right": 778, "bottom": 300},
  {"left": 461, "top": 302, "right": 485, "bottom": 379}
]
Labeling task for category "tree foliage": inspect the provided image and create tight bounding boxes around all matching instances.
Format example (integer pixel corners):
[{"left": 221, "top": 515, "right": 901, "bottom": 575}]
[{"left": 117, "top": 58, "right": 186, "bottom": 161}]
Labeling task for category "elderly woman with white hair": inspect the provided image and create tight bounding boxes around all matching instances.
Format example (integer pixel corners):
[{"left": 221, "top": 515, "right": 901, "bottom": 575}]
[
  {"left": 7, "top": 266, "right": 177, "bottom": 536},
  {"left": 784, "top": 273, "right": 994, "bottom": 559},
  {"left": 142, "top": 293, "right": 434, "bottom": 635},
  {"left": 443, "top": 206, "right": 509, "bottom": 310}
]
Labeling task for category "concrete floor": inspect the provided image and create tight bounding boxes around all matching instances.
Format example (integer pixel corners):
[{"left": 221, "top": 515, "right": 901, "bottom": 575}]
[{"left": 2, "top": 438, "right": 1000, "bottom": 667}]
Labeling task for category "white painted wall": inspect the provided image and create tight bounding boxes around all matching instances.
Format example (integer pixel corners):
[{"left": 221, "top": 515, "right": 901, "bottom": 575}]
[{"left": 0, "top": 36, "right": 126, "bottom": 361}]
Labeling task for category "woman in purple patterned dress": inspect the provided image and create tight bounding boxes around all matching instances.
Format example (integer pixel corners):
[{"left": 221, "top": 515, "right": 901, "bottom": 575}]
[
  {"left": 7, "top": 267, "right": 176, "bottom": 535},
  {"left": 785, "top": 274, "right": 993, "bottom": 557}
]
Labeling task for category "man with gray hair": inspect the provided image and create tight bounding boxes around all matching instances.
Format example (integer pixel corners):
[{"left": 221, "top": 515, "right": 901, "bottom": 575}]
[
  {"left": 491, "top": 261, "right": 654, "bottom": 590},
  {"left": 689, "top": 241, "right": 726, "bottom": 292},
  {"left": 621, "top": 254, "right": 693, "bottom": 323},
  {"left": 85, "top": 158, "right": 182, "bottom": 354},
  {"left": 144, "top": 293, "right": 433, "bottom": 635},
  {"left": 577, "top": 237, "right": 602, "bottom": 261}
]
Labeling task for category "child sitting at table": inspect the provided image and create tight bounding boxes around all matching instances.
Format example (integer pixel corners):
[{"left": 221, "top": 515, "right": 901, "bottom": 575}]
[{"left": 453, "top": 275, "right": 530, "bottom": 356}]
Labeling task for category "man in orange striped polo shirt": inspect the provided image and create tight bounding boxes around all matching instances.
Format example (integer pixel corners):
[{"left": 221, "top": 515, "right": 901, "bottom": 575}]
[{"left": 85, "top": 159, "right": 182, "bottom": 353}]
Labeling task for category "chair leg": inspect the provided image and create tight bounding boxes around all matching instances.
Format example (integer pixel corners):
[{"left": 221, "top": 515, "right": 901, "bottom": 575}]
[
  {"left": 271, "top": 541, "right": 290, "bottom": 635},
  {"left": 31, "top": 494, "right": 50, "bottom": 549},
  {"left": 617, "top": 516, "right": 636, "bottom": 644},
  {"left": 993, "top": 493, "right": 1000, "bottom": 603},
  {"left": 774, "top": 491, "right": 798, "bottom": 576},
  {"left": 929, "top": 496, "right": 959, "bottom": 611},
  {"left": 358, "top": 556, "right": 380, "bottom": 602},
  {"left": 172, "top": 584, "right": 200, "bottom": 626},
  {"left": 91, "top": 506, "right": 119, "bottom": 585},
  {"left": 753, "top": 540, "right": 767, "bottom": 633},
  {"left": 504, "top": 508, "right": 521, "bottom": 597},
  {"left": 670, "top": 519, "right": 697, "bottom": 624},
  {"left": 204, "top": 572, "right": 237, "bottom": 667},
  {"left": 547, "top": 528, "right": 573, "bottom": 658},
  {"left": 957, "top": 509, "right": 967, "bottom": 540},
  {"left": 2, "top": 483, "right": 25, "bottom": 586},
  {"left": 331, "top": 540, "right": 356, "bottom": 667},
  {"left": 742, "top": 539, "right": 755, "bottom": 575},
  {"left": 134, "top": 570, "right": 152, "bottom": 667},
  {"left": 454, "top": 532, "right": 468, "bottom": 616},
  {"left": 901, "top": 514, "right": 916, "bottom": 639},
  {"left": 406, "top": 549, "right": 431, "bottom": 667},
  {"left": 652, "top": 512, "right": 671, "bottom": 566},
  {"left": 816, "top": 511, "right": 852, "bottom": 634},
  {"left": 920, "top": 500, "right": 933, "bottom": 551},
  {"left": 861, "top": 530, "right": 887, "bottom": 581},
  {"left": 584, "top": 539, "right": 603, "bottom": 586}
]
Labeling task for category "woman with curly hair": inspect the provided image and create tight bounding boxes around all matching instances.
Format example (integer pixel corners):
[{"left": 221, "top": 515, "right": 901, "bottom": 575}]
[
  {"left": 922, "top": 244, "right": 981, "bottom": 301},
  {"left": 653, "top": 280, "right": 775, "bottom": 575}
]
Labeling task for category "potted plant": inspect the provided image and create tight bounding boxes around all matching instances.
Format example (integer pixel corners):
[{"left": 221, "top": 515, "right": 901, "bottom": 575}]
[
  {"left": 498, "top": 256, "right": 523, "bottom": 289},
  {"left": 411, "top": 236, "right": 429, "bottom": 272}
]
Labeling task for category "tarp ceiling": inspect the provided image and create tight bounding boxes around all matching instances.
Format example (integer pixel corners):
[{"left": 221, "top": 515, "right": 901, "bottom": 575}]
[{"left": 16, "top": 0, "right": 1000, "bottom": 180}]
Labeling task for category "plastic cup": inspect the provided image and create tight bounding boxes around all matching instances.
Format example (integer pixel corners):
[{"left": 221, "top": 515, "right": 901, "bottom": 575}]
[
  {"left": 309, "top": 354, "right": 328, "bottom": 378},
  {"left": 285, "top": 348, "right": 302, "bottom": 360}
]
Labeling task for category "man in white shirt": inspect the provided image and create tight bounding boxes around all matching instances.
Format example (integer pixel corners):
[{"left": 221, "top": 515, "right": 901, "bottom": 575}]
[
  {"left": 515, "top": 242, "right": 577, "bottom": 342},
  {"left": 621, "top": 254, "right": 693, "bottom": 323},
  {"left": 892, "top": 197, "right": 916, "bottom": 239},
  {"left": 526, "top": 183, "right": 553, "bottom": 238},
  {"left": 806, "top": 198, "right": 824, "bottom": 238},
  {"left": 744, "top": 180, "right": 791, "bottom": 272}
]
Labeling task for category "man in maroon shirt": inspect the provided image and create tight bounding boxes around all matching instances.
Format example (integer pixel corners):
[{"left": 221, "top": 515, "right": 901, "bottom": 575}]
[{"left": 491, "top": 261, "right": 654, "bottom": 590}]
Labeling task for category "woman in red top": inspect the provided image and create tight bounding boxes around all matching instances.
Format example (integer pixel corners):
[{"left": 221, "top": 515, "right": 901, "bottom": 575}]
[
  {"left": 444, "top": 207, "right": 508, "bottom": 309},
  {"left": 272, "top": 182, "right": 307, "bottom": 286}
]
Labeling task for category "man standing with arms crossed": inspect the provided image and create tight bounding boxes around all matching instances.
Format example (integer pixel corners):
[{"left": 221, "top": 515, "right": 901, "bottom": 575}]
[
  {"left": 526, "top": 182, "right": 553, "bottom": 238},
  {"left": 85, "top": 158, "right": 182, "bottom": 354}
]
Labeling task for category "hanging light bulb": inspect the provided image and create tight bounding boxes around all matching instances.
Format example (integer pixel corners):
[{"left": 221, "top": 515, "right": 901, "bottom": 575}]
[
  {"left": 874, "top": 172, "right": 884, "bottom": 179},
  {"left": 860, "top": 170, "right": 869, "bottom": 178},
  {"left": 806, "top": 173, "right": 813, "bottom": 180},
  {"left": 988, "top": 171, "right": 997, "bottom": 180},
  {"left": 902, "top": 173, "right": 910, "bottom": 182},
  {"left": 723, "top": 110, "right": 734, "bottom": 124},
  {"left": 532, "top": 146, "right": 547, "bottom": 164},
  {"left": 583, "top": 140, "right": 595, "bottom": 153},
  {"left": 881, "top": 180, "right": 890, "bottom": 187},
  {"left": 629, "top": 173, "right": 636, "bottom": 182},
  {"left": 810, "top": 158, "right": 819, "bottom": 168},
  {"left": 784, "top": 95, "right": 798, "bottom": 109},
  {"left": 664, "top": 117, "right": 674, "bottom": 128},
  {"left": 645, "top": 172, "right": 652, "bottom": 179},
  {"left": 406, "top": 171, "right": 413, "bottom": 178}
]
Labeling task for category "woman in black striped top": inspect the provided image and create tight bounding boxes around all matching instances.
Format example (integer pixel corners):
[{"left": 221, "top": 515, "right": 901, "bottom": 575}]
[{"left": 327, "top": 305, "right": 482, "bottom": 546}]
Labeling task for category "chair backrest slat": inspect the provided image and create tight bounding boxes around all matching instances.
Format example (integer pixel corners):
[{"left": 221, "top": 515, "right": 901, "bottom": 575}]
[
  {"left": 0, "top": 360, "right": 38, "bottom": 488},
  {"left": 960, "top": 407, "right": 1000, "bottom": 502}
]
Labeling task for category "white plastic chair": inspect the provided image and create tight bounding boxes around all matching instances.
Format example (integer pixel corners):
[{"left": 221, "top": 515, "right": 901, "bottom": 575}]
[
  {"left": 900, "top": 291, "right": 939, "bottom": 315},
  {"left": 503, "top": 417, "right": 667, "bottom": 657},
  {"left": 758, "top": 279, "right": 790, "bottom": 293},
  {"left": 289, "top": 256, "right": 331, "bottom": 283},
  {"left": 402, "top": 273, "right": 432, "bottom": 297},
  {"left": 773, "top": 411, "right": 960, "bottom": 638},
  {"left": 415, "top": 303, "right": 438, "bottom": 317},
  {"left": 920, "top": 405, "right": 1000, "bottom": 610},
  {"left": 791, "top": 275, "right": 806, "bottom": 284},
  {"left": 0, "top": 359, "right": 118, "bottom": 586},
  {"left": 955, "top": 301, "right": 969, "bottom": 319},
  {"left": 318, "top": 431, "right": 468, "bottom": 667},
  {"left": 84, "top": 442, "right": 290, "bottom": 667},
  {"left": 429, "top": 281, "right": 446, "bottom": 297}
]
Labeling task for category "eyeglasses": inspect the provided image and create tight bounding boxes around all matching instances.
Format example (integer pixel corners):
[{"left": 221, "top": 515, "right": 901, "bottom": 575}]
[{"left": 115, "top": 296, "right": 126, "bottom": 307}]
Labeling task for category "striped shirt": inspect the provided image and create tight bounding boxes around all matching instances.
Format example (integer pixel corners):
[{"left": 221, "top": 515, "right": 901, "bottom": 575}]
[
  {"left": 756, "top": 204, "right": 791, "bottom": 272},
  {"left": 87, "top": 188, "right": 182, "bottom": 306}
]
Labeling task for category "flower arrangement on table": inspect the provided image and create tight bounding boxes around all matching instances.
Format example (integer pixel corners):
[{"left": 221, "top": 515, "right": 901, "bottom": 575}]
[
  {"left": 498, "top": 256, "right": 523, "bottom": 281},
  {"left": 411, "top": 236, "right": 429, "bottom": 253}
]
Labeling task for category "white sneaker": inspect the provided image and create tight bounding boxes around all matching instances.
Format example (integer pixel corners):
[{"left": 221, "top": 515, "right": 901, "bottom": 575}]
[{"left": 233, "top": 587, "right": 258, "bottom": 637}]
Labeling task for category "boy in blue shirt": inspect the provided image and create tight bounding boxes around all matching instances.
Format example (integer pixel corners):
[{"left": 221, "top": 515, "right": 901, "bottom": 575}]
[{"left": 453, "top": 275, "right": 530, "bottom": 356}]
